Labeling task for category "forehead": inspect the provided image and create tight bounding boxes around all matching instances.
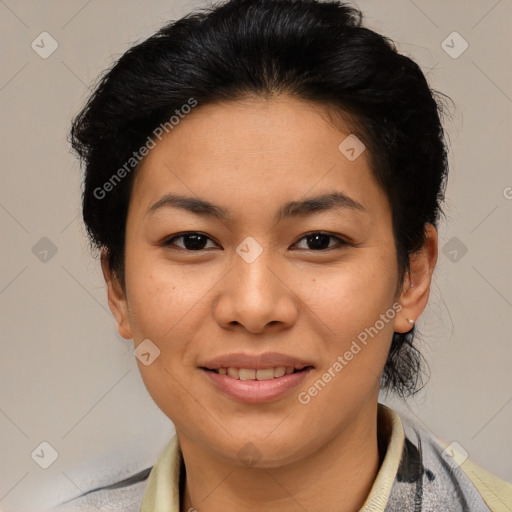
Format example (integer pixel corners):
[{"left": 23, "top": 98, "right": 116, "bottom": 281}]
[{"left": 129, "top": 95, "right": 390, "bottom": 223}]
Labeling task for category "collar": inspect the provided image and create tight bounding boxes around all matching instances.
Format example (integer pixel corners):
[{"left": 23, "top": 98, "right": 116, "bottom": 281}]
[{"left": 140, "top": 403, "right": 405, "bottom": 512}]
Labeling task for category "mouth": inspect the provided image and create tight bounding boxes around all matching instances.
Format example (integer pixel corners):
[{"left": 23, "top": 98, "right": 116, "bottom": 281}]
[
  {"left": 200, "top": 365, "right": 315, "bottom": 404},
  {"left": 201, "top": 365, "right": 313, "bottom": 380}
]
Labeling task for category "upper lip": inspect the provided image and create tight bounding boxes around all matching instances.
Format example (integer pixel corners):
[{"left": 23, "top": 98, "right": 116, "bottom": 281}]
[{"left": 200, "top": 352, "right": 314, "bottom": 370}]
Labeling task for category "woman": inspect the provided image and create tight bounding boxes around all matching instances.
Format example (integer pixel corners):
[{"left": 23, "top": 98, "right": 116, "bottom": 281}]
[{"left": 56, "top": 0, "right": 512, "bottom": 510}]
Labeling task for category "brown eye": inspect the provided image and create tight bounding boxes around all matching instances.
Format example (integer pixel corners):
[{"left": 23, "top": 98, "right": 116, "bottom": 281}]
[
  {"left": 292, "top": 232, "right": 347, "bottom": 251},
  {"left": 163, "top": 232, "right": 218, "bottom": 251}
]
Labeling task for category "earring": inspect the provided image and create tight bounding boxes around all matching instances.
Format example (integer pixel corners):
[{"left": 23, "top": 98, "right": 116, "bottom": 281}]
[{"left": 407, "top": 318, "right": 415, "bottom": 324}]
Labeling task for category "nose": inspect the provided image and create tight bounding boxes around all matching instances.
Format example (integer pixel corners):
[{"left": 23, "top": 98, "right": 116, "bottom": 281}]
[{"left": 212, "top": 248, "right": 299, "bottom": 334}]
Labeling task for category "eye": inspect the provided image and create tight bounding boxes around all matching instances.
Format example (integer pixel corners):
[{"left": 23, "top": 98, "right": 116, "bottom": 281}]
[
  {"left": 162, "top": 232, "right": 219, "bottom": 251},
  {"left": 292, "top": 232, "right": 348, "bottom": 251},
  {"left": 162, "top": 231, "right": 348, "bottom": 252}
]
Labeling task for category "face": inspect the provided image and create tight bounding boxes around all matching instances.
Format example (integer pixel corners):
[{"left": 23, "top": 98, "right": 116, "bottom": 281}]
[{"left": 106, "top": 95, "right": 429, "bottom": 467}]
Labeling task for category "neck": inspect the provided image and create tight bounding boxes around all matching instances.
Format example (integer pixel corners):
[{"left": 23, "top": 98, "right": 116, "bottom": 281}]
[{"left": 179, "top": 402, "right": 385, "bottom": 512}]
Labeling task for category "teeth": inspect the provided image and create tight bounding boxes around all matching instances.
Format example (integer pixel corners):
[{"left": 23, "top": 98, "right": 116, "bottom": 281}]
[
  {"left": 214, "top": 366, "right": 298, "bottom": 380},
  {"left": 227, "top": 367, "right": 239, "bottom": 379},
  {"left": 239, "top": 368, "right": 256, "bottom": 380},
  {"left": 273, "top": 367, "right": 286, "bottom": 378},
  {"left": 256, "top": 368, "right": 274, "bottom": 380}
]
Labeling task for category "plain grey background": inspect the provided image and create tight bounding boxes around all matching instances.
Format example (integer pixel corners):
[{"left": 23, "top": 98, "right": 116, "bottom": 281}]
[{"left": 0, "top": 1, "right": 511, "bottom": 510}]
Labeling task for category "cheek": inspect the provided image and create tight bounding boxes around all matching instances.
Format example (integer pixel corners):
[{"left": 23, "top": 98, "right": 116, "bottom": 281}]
[
  {"left": 124, "top": 256, "right": 207, "bottom": 420},
  {"left": 298, "top": 253, "right": 398, "bottom": 337},
  {"left": 296, "top": 251, "right": 398, "bottom": 403},
  {"left": 124, "top": 253, "right": 206, "bottom": 340}
]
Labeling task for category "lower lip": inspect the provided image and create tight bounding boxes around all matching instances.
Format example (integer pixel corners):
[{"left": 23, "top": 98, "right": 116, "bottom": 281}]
[{"left": 201, "top": 368, "right": 313, "bottom": 404}]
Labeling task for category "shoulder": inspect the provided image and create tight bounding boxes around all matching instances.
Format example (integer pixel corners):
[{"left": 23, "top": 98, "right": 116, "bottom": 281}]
[
  {"left": 394, "top": 410, "right": 512, "bottom": 512},
  {"left": 462, "top": 457, "right": 512, "bottom": 512},
  {"left": 50, "top": 467, "right": 152, "bottom": 512}
]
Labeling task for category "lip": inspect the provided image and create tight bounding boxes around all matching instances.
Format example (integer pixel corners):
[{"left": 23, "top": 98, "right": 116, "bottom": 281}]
[
  {"left": 201, "top": 366, "right": 314, "bottom": 404},
  {"left": 200, "top": 351, "right": 314, "bottom": 371},
  {"left": 199, "top": 352, "right": 315, "bottom": 404}
]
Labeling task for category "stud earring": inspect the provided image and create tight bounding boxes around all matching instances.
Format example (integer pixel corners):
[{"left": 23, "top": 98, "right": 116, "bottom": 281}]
[{"left": 407, "top": 318, "right": 415, "bottom": 324}]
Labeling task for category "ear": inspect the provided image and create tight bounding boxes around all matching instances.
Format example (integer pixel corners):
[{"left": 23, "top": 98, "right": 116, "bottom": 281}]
[
  {"left": 394, "top": 223, "right": 438, "bottom": 333},
  {"left": 100, "top": 247, "right": 133, "bottom": 340}
]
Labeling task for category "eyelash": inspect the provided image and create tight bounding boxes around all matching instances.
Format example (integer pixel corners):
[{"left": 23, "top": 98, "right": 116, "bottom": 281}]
[{"left": 162, "top": 231, "right": 349, "bottom": 252}]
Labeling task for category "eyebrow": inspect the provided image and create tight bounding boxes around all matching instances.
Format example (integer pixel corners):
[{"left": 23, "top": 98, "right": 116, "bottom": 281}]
[{"left": 146, "top": 191, "right": 367, "bottom": 223}]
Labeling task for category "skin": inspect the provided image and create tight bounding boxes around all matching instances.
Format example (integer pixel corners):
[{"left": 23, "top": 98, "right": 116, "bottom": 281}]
[{"left": 102, "top": 95, "right": 438, "bottom": 512}]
